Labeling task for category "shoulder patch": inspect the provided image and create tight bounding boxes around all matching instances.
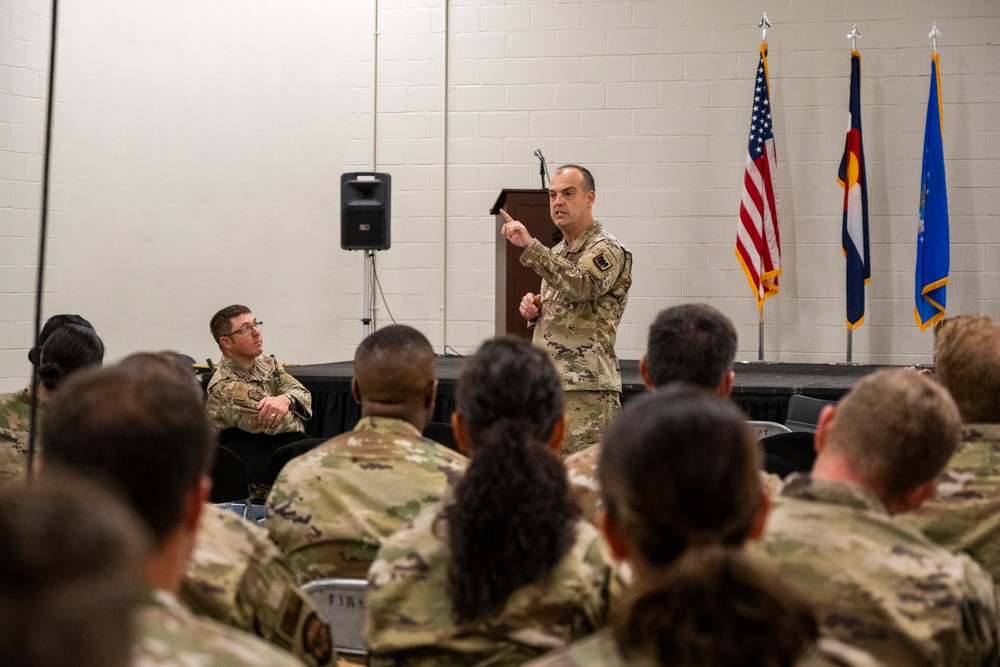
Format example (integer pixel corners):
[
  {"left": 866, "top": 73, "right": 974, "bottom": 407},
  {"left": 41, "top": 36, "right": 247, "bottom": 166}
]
[
  {"left": 302, "top": 611, "right": 333, "bottom": 665},
  {"left": 593, "top": 253, "right": 612, "bottom": 272}
]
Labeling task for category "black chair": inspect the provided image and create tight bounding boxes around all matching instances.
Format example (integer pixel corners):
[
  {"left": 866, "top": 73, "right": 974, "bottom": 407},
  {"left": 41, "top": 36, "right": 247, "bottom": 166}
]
[
  {"left": 759, "top": 431, "right": 816, "bottom": 478},
  {"left": 210, "top": 446, "right": 253, "bottom": 518},
  {"left": 265, "top": 437, "right": 326, "bottom": 486},
  {"left": 784, "top": 395, "right": 836, "bottom": 433},
  {"left": 423, "top": 421, "right": 458, "bottom": 452}
]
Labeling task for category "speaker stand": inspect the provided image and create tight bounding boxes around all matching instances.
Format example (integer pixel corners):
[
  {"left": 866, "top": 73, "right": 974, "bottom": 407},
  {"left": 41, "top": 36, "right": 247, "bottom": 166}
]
[{"left": 362, "top": 249, "right": 375, "bottom": 338}]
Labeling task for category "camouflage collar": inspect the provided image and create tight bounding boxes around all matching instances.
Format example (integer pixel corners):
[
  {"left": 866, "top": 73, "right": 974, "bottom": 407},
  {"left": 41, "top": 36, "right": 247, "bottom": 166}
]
[
  {"left": 962, "top": 423, "right": 1000, "bottom": 443},
  {"left": 780, "top": 473, "right": 888, "bottom": 515},
  {"left": 136, "top": 584, "right": 184, "bottom": 612},
  {"left": 218, "top": 354, "right": 270, "bottom": 380},
  {"left": 564, "top": 220, "right": 603, "bottom": 253},
  {"left": 353, "top": 415, "right": 423, "bottom": 439}
]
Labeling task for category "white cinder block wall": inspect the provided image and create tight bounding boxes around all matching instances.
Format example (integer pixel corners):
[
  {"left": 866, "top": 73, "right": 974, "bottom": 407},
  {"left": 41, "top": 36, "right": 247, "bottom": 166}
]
[{"left": 0, "top": 0, "right": 997, "bottom": 391}]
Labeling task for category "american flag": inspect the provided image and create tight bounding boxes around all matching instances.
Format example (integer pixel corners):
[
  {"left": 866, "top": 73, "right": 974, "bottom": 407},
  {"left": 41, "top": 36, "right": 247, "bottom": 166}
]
[{"left": 736, "top": 44, "right": 782, "bottom": 307}]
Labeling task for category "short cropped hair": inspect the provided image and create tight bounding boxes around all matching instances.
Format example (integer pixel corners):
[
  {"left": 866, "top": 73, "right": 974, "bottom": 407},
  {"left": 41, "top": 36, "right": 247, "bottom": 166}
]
[
  {"left": 42, "top": 353, "right": 215, "bottom": 543},
  {"left": 935, "top": 315, "right": 1000, "bottom": 424},
  {"left": 0, "top": 472, "right": 149, "bottom": 667},
  {"left": 210, "top": 304, "right": 251, "bottom": 346},
  {"left": 555, "top": 164, "right": 595, "bottom": 193},
  {"left": 827, "top": 368, "right": 962, "bottom": 501},
  {"left": 646, "top": 304, "right": 738, "bottom": 389}
]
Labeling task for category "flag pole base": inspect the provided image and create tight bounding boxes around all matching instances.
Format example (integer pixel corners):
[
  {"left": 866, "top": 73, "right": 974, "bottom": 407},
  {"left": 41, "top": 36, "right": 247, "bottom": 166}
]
[
  {"left": 846, "top": 329, "right": 853, "bottom": 363},
  {"left": 758, "top": 307, "right": 764, "bottom": 361}
]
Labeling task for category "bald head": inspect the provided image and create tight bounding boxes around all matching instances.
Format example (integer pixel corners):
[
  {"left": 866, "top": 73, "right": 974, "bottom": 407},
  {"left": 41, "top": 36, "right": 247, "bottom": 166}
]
[{"left": 352, "top": 326, "right": 437, "bottom": 428}]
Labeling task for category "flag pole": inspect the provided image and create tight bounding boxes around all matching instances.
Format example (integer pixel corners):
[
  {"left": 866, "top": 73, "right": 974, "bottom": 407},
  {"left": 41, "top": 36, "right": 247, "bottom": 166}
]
[
  {"left": 758, "top": 305, "right": 764, "bottom": 361},
  {"left": 758, "top": 10, "right": 770, "bottom": 363},
  {"left": 845, "top": 22, "right": 861, "bottom": 364}
]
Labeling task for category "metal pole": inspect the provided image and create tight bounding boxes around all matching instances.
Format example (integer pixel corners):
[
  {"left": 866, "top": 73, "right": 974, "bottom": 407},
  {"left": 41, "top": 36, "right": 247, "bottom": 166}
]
[
  {"left": 846, "top": 330, "right": 853, "bottom": 363},
  {"left": 758, "top": 307, "right": 764, "bottom": 361},
  {"left": 363, "top": 250, "right": 374, "bottom": 338}
]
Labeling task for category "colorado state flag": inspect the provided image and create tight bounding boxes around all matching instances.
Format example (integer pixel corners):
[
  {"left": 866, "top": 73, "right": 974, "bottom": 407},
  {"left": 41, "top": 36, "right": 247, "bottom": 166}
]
[
  {"left": 915, "top": 52, "right": 949, "bottom": 330},
  {"left": 838, "top": 50, "right": 870, "bottom": 330}
]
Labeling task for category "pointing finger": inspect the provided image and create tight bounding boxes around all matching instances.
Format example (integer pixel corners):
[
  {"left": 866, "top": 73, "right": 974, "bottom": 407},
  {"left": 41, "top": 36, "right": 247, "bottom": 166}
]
[{"left": 499, "top": 209, "right": 514, "bottom": 224}]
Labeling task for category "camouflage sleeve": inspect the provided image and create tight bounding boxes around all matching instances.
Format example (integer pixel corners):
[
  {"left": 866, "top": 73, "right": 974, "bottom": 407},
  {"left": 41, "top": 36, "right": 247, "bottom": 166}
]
[
  {"left": 206, "top": 380, "right": 270, "bottom": 433},
  {"left": 239, "top": 543, "right": 336, "bottom": 667},
  {"left": 520, "top": 239, "right": 626, "bottom": 303},
  {"left": 958, "top": 554, "right": 1000, "bottom": 665},
  {"left": 274, "top": 365, "right": 313, "bottom": 420}
]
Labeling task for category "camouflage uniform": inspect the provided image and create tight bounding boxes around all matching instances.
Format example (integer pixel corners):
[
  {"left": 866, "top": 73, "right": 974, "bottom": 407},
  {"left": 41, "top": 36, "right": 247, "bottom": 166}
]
[
  {"left": 182, "top": 503, "right": 336, "bottom": 667},
  {"left": 0, "top": 388, "right": 36, "bottom": 487},
  {"left": 905, "top": 424, "right": 1000, "bottom": 586},
  {"left": 365, "top": 506, "right": 616, "bottom": 667},
  {"left": 755, "top": 473, "right": 1000, "bottom": 666},
  {"left": 520, "top": 221, "right": 632, "bottom": 455},
  {"left": 524, "top": 629, "right": 883, "bottom": 667},
  {"left": 206, "top": 355, "right": 313, "bottom": 435},
  {"left": 267, "top": 416, "right": 467, "bottom": 580},
  {"left": 133, "top": 585, "right": 308, "bottom": 667},
  {"left": 565, "top": 443, "right": 783, "bottom": 525}
]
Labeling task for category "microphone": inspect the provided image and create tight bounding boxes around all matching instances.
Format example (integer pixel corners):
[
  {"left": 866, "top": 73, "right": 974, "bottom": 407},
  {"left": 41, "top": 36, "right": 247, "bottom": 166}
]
[{"left": 534, "top": 149, "right": 550, "bottom": 188}]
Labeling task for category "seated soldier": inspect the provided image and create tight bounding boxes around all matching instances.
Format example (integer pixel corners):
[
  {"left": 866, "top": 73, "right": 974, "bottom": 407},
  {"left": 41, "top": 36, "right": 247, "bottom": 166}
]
[
  {"left": 267, "top": 325, "right": 466, "bottom": 580},
  {"left": 905, "top": 315, "right": 1000, "bottom": 584},
  {"left": 206, "top": 304, "right": 313, "bottom": 435},
  {"left": 0, "top": 471, "right": 148, "bottom": 667},
  {"left": 42, "top": 354, "right": 310, "bottom": 667},
  {"left": 364, "top": 338, "right": 616, "bottom": 666},
  {"left": 566, "top": 303, "right": 763, "bottom": 522},
  {"left": 1, "top": 318, "right": 104, "bottom": 487},
  {"left": 527, "top": 387, "right": 879, "bottom": 667},
  {"left": 755, "top": 368, "right": 999, "bottom": 665},
  {"left": 114, "top": 353, "right": 334, "bottom": 667}
]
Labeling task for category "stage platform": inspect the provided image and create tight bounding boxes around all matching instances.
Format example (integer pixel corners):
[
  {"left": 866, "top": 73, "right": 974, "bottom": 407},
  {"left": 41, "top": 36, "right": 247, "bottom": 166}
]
[{"left": 287, "top": 358, "right": 893, "bottom": 440}]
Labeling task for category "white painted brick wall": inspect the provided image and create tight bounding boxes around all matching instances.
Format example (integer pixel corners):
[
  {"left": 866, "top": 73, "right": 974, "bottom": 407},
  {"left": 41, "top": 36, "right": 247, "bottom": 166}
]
[{"left": 1, "top": 0, "right": 997, "bottom": 392}]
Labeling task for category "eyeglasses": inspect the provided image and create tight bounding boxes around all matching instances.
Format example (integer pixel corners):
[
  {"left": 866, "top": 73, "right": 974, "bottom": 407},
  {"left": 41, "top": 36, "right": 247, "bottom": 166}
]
[{"left": 226, "top": 320, "right": 263, "bottom": 336}]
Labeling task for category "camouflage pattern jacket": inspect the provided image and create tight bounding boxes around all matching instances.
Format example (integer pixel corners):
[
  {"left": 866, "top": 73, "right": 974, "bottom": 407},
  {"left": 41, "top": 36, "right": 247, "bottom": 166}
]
[
  {"left": 133, "top": 586, "right": 307, "bottom": 667},
  {"left": 905, "top": 424, "right": 1000, "bottom": 586},
  {"left": 0, "top": 388, "right": 36, "bottom": 488},
  {"left": 206, "top": 355, "right": 313, "bottom": 434},
  {"left": 565, "top": 443, "right": 784, "bottom": 526},
  {"left": 267, "top": 416, "right": 467, "bottom": 580},
  {"left": 520, "top": 221, "right": 632, "bottom": 393},
  {"left": 365, "top": 507, "right": 616, "bottom": 667},
  {"left": 524, "top": 629, "right": 884, "bottom": 667},
  {"left": 181, "top": 504, "right": 335, "bottom": 667},
  {"left": 755, "top": 473, "right": 1000, "bottom": 667}
]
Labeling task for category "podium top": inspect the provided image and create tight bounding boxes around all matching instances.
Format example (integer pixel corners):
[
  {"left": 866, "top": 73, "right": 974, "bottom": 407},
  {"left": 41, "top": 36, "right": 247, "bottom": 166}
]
[{"left": 490, "top": 188, "right": 547, "bottom": 215}]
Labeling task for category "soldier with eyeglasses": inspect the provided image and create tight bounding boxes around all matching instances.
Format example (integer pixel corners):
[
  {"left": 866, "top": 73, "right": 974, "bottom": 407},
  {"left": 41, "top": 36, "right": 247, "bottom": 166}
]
[{"left": 206, "top": 304, "right": 312, "bottom": 436}]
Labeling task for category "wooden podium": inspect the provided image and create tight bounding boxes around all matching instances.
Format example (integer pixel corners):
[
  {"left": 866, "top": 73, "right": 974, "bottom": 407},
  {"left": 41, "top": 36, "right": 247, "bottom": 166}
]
[{"left": 490, "top": 189, "right": 561, "bottom": 339}]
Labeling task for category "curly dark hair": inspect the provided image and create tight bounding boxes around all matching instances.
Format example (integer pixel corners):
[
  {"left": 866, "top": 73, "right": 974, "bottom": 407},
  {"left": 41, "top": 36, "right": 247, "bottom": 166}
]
[
  {"left": 442, "top": 337, "right": 579, "bottom": 624},
  {"left": 601, "top": 386, "right": 820, "bottom": 667}
]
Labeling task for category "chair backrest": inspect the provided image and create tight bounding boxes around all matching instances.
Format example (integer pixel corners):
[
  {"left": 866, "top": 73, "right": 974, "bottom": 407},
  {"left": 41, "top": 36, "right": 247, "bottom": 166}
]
[
  {"left": 784, "top": 395, "right": 837, "bottom": 433},
  {"left": 209, "top": 446, "right": 250, "bottom": 503},
  {"left": 423, "top": 421, "right": 458, "bottom": 452},
  {"left": 759, "top": 431, "right": 816, "bottom": 476},
  {"left": 302, "top": 578, "right": 369, "bottom": 656},
  {"left": 747, "top": 420, "right": 792, "bottom": 441},
  {"left": 265, "top": 438, "right": 326, "bottom": 486}
]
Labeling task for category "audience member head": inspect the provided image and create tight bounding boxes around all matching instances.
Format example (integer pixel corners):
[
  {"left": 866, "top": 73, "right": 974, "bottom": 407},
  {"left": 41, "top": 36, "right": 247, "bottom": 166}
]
[
  {"left": 642, "top": 304, "right": 738, "bottom": 396},
  {"left": 934, "top": 314, "right": 1000, "bottom": 424},
  {"left": 28, "top": 313, "right": 94, "bottom": 367},
  {"left": 36, "top": 324, "right": 105, "bottom": 393},
  {"left": 444, "top": 337, "right": 576, "bottom": 623},
  {"left": 42, "top": 352, "right": 214, "bottom": 549},
  {"left": 209, "top": 304, "right": 251, "bottom": 347},
  {"left": 352, "top": 325, "right": 437, "bottom": 430},
  {"left": 0, "top": 472, "right": 149, "bottom": 667},
  {"left": 598, "top": 386, "right": 819, "bottom": 667},
  {"left": 813, "top": 368, "right": 961, "bottom": 513}
]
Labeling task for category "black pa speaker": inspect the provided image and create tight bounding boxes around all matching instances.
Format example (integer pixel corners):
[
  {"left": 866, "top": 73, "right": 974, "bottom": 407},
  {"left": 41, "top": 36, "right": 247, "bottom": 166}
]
[{"left": 341, "top": 172, "right": 391, "bottom": 250}]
